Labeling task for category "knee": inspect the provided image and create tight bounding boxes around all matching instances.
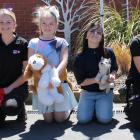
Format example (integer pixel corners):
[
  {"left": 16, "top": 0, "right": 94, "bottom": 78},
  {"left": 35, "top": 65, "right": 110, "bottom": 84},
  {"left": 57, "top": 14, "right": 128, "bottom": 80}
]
[
  {"left": 54, "top": 112, "right": 69, "bottom": 123},
  {"left": 97, "top": 116, "right": 112, "bottom": 124},
  {"left": 43, "top": 114, "right": 53, "bottom": 123},
  {"left": 55, "top": 117, "right": 66, "bottom": 123},
  {"left": 78, "top": 119, "right": 91, "bottom": 124},
  {"left": 43, "top": 117, "right": 53, "bottom": 123},
  {"left": 77, "top": 115, "right": 92, "bottom": 124},
  {"left": 96, "top": 109, "right": 112, "bottom": 124}
]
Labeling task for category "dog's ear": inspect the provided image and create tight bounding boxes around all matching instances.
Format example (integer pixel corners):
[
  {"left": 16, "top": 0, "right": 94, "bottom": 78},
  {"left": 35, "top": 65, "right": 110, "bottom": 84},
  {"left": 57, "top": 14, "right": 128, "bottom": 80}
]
[
  {"left": 44, "top": 57, "right": 48, "bottom": 65},
  {"left": 101, "top": 56, "right": 104, "bottom": 60},
  {"left": 108, "top": 58, "right": 111, "bottom": 64},
  {"left": 59, "top": 68, "right": 67, "bottom": 81},
  {"left": 24, "top": 64, "right": 33, "bottom": 80},
  {"left": 37, "top": 54, "right": 48, "bottom": 65}
]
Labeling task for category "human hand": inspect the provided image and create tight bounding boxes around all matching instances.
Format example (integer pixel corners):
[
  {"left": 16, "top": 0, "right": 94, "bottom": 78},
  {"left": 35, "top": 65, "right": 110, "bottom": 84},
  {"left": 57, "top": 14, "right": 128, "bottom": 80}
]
[
  {"left": 4, "top": 86, "right": 13, "bottom": 95},
  {"left": 80, "top": 78, "right": 99, "bottom": 86},
  {"left": 80, "top": 79, "right": 90, "bottom": 86},
  {"left": 94, "top": 78, "right": 100, "bottom": 84},
  {"left": 107, "top": 74, "right": 116, "bottom": 83}
]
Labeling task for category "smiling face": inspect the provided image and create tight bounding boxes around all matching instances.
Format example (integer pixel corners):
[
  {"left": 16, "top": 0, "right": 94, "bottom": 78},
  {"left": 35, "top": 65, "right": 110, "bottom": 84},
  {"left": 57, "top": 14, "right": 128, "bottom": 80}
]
[
  {"left": 39, "top": 12, "right": 58, "bottom": 39},
  {"left": 0, "top": 14, "right": 16, "bottom": 35},
  {"left": 86, "top": 26, "right": 103, "bottom": 46}
]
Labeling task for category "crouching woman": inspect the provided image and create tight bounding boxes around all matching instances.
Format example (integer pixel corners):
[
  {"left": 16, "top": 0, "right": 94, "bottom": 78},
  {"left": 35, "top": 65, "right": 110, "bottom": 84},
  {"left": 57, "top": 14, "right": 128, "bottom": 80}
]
[{"left": 0, "top": 8, "right": 28, "bottom": 126}]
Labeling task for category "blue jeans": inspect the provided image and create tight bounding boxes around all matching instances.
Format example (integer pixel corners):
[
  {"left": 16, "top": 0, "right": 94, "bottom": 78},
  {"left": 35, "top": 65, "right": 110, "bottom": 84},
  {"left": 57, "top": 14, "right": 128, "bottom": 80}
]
[{"left": 77, "top": 90, "right": 113, "bottom": 124}]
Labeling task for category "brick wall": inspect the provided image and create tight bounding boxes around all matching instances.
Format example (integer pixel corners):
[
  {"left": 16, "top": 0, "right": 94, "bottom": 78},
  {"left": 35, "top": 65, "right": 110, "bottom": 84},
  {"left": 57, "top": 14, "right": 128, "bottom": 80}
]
[
  {"left": 0, "top": 0, "right": 140, "bottom": 42},
  {"left": 0, "top": 0, "right": 44, "bottom": 40}
]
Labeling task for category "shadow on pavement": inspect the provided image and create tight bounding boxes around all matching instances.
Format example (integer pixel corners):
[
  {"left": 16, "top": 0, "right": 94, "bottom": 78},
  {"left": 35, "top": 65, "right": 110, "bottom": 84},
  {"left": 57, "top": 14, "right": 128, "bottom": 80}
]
[
  {"left": 119, "top": 118, "right": 140, "bottom": 140},
  {"left": 20, "top": 119, "right": 73, "bottom": 140},
  {"left": 71, "top": 118, "right": 119, "bottom": 139},
  {"left": 0, "top": 120, "right": 26, "bottom": 139}
]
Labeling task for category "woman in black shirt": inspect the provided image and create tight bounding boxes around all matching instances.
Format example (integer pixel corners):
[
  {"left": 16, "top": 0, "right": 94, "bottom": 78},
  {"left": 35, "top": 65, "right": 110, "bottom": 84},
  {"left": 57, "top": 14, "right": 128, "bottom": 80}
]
[
  {"left": 0, "top": 8, "right": 28, "bottom": 126},
  {"left": 74, "top": 22, "right": 118, "bottom": 124},
  {"left": 125, "top": 34, "right": 140, "bottom": 129}
]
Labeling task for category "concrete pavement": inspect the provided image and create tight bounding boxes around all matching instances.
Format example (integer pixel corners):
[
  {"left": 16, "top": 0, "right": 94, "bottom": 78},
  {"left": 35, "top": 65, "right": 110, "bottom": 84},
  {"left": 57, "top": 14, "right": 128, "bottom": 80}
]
[{"left": 0, "top": 104, "right": 140, "bottom": 140}]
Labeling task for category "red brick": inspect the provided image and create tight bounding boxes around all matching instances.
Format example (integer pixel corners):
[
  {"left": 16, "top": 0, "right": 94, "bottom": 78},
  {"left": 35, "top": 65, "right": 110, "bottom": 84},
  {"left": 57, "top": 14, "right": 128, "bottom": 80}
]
[{"left": 0, "top": 0, "right": 139, "bottom": 51}]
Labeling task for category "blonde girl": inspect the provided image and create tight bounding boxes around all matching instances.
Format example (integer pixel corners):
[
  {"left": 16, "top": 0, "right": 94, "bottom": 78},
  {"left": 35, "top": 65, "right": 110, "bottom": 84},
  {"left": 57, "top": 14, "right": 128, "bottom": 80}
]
[{"left": 28, "top": 6, "right": 77, "bottom": 123}]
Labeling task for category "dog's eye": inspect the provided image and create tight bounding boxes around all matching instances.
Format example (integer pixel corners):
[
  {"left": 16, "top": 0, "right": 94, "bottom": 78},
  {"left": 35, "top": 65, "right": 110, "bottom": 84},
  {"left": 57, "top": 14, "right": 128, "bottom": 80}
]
[{"left": 33, "top": 60, "right": 36, "bottom": 64}]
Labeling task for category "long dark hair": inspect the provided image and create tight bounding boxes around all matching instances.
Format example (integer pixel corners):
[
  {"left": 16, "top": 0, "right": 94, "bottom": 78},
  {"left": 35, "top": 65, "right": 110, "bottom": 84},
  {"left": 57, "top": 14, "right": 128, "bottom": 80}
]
[{"left": 82, "top": 22, "right": 106, "bottom": 56}]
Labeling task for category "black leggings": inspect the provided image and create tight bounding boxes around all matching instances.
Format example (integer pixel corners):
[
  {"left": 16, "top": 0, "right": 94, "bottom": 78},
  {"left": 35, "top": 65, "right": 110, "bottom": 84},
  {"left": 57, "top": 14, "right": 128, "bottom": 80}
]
[
  {"left": 125, "top": 84, "right": 140, "bottom": 130},
  {"left": 0, "top": 84, "right": 28, "bottom": 116}
]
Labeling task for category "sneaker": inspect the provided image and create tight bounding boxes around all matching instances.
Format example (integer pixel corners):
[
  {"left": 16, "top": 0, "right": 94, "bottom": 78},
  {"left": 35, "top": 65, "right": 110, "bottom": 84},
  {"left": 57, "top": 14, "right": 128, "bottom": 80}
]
[
  {"left": 16, "top": 105, "right": 27, "bottom": 122},
  {"left": 16, "top": 113, "right": 27, "bottom": 122},
  {"left": 0, "top": 115, "right": 6, "bottom": 128}
]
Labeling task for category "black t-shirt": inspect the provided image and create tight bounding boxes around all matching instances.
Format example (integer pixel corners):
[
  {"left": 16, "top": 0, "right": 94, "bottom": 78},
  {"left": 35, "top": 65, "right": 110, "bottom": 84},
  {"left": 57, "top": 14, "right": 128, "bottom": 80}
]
[
  {"left": 0, "top": 34, "right": 28, "bottom": 87},
  {"left": 73, "top": 47, "right": 118, "bottom": 92},
  {"left": 127, "top": 34, "right": 140, "bottom": 85}
]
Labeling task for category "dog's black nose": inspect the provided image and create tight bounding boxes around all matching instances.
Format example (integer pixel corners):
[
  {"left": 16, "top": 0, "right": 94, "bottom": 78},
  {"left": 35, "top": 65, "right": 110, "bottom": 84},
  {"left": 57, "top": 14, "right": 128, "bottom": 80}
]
[{"left": 33, "top": 60, "right": 36, "bottom": 64}]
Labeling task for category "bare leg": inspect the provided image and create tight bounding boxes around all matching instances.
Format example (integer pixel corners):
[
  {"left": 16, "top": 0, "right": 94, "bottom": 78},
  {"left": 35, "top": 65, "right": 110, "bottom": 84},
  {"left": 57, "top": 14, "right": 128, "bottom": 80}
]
[
  {"left": 43, "top": 112, "right": 53, "bottom": 123},
  {"left": 54, "top": 111, "right": 70, "bottom": 123}
]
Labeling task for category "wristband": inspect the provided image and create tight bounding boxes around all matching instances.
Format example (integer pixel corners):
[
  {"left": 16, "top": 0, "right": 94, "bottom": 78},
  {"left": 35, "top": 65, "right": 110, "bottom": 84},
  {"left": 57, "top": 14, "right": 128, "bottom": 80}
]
[{"left": 0, "top": 88, "right": 5, "bottom": 107}]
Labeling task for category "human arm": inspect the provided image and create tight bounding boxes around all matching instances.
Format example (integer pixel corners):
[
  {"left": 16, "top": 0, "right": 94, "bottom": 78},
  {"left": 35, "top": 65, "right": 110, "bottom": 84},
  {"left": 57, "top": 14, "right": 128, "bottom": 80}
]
[
  {"left": 28, "top": 39, "right": 38, "bottom": 58},
  {"left": 57, "top": 46, "right": 68, "bottom": 76},
  {"left": 73, "top": 54, "right": 99, "bottom": 87},
  {"left": 130, "top": 38, "right": 140, "bottom": 73},
  {"left": 28, "top": 47, "right": 35, "bottom": 58},
  {"left": 80, "top": 78, "right": 99, "bottom": 86},
  {"left": 107, "top": 71, "right": 117, "bottom": 83},
  {"left": 133, "top": 56, "right": 140, "bottom": 73},
  {"left": 4, "top": 61, "right": 27, "bottom": 94},
  {"left": 107, "top": 48, "right": 118, "bottom": 83},
  {"left": 4, "top": 39, "right": 28, "bottom": 94}
]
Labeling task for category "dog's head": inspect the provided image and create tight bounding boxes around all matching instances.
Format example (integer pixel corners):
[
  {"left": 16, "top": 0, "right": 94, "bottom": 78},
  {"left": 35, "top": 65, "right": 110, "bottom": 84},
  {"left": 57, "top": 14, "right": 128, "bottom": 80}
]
[
  {"left": 99, "top": 57, "right": 111, "bottom": 73},
  {"left": 28, "top": 54, "right": 47, "bottom": 71},
  {"left": 24, "top": 54, "right": 48, "bottom": 93}
]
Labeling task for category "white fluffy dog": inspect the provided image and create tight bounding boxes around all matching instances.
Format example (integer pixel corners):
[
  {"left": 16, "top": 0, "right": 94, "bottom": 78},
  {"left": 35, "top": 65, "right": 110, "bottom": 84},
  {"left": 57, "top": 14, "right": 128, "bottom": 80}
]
[{"left": 27, "top": 54, "right": 64, "bottom": 106}]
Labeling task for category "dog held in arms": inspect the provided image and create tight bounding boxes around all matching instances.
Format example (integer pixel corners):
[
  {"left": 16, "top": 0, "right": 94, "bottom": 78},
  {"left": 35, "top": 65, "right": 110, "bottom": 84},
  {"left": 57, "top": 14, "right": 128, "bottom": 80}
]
[
  {"left": 95, "top": 57, "right": 114, "bottom": 93},
  {"left": 24, "top": 54, "right": 64, "bottom": 106}
]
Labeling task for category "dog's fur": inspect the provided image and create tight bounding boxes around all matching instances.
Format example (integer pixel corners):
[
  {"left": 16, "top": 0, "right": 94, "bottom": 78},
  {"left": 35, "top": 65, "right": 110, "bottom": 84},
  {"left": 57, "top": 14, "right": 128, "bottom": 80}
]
[
  {"left": 24, "top": 54, "right": 44, "bottom": 94},
  {"left": 95, "top": 57, "right": 114, "bottom": 93},
  {"left": 24, "top": 54, "right": 64, "bottom": 106}
]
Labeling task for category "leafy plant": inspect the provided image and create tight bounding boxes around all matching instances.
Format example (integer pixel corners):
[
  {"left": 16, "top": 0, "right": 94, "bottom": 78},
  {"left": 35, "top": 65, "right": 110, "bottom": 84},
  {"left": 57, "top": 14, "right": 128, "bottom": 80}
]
[
  {"left": 74, "top": 3, "right": 140, "bottom": 74},
  {"left": 74, "top": 3, "right": 140, "bottom": 52},
  {"left": 109, "top": 42, "right": 131, "bottom": 75}
]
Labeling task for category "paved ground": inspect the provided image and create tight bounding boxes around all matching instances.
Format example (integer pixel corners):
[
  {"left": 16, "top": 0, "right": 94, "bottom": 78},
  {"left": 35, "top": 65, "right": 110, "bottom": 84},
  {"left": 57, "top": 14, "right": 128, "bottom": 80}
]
[{"left": 0, "top": 104, "right": 140, "bottom": 140}]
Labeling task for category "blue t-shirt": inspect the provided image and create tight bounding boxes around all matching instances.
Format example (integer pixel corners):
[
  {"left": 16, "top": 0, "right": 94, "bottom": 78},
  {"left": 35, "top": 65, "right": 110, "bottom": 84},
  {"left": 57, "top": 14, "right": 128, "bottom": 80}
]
[{"left": 28, "top": 37, "right": 69, "bottom": 67}]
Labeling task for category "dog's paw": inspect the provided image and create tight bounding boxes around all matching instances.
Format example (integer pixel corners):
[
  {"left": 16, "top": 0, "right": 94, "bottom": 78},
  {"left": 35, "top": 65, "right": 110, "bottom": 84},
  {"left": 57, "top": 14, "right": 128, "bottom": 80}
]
[{"left": 51, "top": 78, "right": 61, "bottom": 87}]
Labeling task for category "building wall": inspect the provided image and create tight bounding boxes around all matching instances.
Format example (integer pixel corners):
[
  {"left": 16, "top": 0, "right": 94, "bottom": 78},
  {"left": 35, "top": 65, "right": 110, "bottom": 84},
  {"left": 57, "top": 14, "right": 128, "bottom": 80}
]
[
  {"left": 0, "top": 0, "right": 43, "bottom": 40},
  {"left": 0, "top": 0, "right": 139, "bottom": 42}
]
